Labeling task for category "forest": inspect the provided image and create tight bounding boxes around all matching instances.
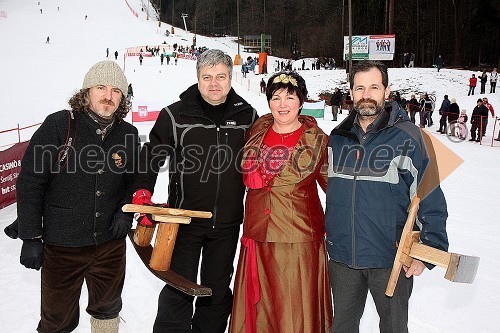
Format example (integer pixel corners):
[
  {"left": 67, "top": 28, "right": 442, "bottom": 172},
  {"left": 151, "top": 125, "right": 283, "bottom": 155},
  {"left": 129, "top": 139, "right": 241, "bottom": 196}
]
[{"left": 151, "top": 0, "right": 499, "bottom": 69}]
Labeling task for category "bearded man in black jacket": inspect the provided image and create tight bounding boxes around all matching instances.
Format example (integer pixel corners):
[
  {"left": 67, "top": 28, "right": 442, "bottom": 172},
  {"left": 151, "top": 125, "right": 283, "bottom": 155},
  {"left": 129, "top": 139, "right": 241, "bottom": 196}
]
[
  {"left": 16, "top": 60, "right": 139, "bottom": 333},
  {"left": 132, "top": 49, "right": 258, "bottom": 333}
]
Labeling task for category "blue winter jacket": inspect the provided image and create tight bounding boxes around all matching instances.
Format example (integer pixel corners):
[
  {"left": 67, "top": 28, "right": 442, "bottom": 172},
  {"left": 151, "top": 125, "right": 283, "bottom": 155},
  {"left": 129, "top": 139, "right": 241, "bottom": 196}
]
[{"left": 325, "top": 102, "right": 449, "bottom": 269}]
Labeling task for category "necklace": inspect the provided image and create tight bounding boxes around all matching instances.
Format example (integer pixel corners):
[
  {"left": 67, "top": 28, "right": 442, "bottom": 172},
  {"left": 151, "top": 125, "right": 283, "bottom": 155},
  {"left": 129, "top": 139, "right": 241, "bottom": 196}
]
[
  {"left": 272, "top": 123, "right": 303, "bottom": 142},
  {"left": 278, "top": 131, "right": 296, "bottom": 142}
]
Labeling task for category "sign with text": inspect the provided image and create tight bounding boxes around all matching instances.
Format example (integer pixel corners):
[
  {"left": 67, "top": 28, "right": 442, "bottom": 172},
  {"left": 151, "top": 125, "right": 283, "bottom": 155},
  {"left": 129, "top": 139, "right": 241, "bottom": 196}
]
[
  {"left": 0, "top": 141, "right": 28, "bottom": 209},
  {"left": 344, "top": 34, "right": 395, "bottom": 61}
]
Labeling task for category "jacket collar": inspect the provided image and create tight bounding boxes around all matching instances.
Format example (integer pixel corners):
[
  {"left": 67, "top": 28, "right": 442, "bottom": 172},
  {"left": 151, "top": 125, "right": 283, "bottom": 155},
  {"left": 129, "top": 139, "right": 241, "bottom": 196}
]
[
  {"left": 331, "top": 101, "right": 406, "bottom": 140},
  {"left": 177, "top": 83, "right": 253, "bottom": 118},
  {"left": 243, "top": 113, "right": 328, "bottom": 186}
]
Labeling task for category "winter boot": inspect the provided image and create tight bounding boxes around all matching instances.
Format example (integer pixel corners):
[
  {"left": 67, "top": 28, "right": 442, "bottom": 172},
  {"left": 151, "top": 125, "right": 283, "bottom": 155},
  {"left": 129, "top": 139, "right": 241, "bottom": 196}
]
[{"left": 90, "top": 317, "right": 119, "bottom": 333}]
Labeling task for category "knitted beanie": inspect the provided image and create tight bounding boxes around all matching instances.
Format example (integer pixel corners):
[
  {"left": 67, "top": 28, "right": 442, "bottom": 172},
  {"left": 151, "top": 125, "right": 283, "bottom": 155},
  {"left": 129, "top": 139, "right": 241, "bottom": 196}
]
[{"left": 82, "top": 61, "right": 128, "bottom": 96}]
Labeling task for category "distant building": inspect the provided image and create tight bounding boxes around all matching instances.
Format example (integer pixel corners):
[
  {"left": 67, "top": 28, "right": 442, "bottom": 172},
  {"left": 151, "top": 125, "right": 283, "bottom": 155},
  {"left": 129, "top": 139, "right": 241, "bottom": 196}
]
[{"left": 242, "top": 35, "right": 272, "bottom": 54}]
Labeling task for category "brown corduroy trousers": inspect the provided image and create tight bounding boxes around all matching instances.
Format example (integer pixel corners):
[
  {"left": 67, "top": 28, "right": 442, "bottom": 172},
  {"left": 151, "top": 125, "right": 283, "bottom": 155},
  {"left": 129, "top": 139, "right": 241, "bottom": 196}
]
[{"left": 37, "top": 239, "right": 126, "bottom": 333}]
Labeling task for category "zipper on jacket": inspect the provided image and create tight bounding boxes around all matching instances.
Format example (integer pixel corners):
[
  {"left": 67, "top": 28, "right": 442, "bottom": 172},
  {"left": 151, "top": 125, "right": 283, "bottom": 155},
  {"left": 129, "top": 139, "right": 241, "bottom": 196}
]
[
  {"left": 351, "top": 148, "right": 360, "bottom": 267},
  {"left": 212, "top": 126, "right": 222, "bottom": 228}
]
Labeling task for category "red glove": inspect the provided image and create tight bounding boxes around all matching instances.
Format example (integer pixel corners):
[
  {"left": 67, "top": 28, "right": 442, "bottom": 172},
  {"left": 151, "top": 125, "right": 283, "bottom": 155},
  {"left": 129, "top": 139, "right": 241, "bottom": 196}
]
[
  {"left": 132, "top": 189, "right": 153, "bottom": 206},
  {"left": 132, "top": 189, "right": 155, "bottom": 226}
]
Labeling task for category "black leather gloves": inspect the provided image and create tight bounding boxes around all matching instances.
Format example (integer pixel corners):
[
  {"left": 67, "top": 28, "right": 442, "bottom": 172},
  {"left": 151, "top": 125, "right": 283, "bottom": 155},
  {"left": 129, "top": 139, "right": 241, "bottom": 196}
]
[
  {"left": 20, "top": 239, "right": 43, "bottom": 270},
  {"left": 110, "top": 210, "right": 133, "bottom": 239}
]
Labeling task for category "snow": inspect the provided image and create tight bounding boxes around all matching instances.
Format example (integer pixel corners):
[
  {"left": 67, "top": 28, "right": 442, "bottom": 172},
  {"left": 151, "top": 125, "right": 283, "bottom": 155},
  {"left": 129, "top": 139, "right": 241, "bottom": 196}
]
[{"left": 1, "top": 0, "right": 499, "bottom": 332}]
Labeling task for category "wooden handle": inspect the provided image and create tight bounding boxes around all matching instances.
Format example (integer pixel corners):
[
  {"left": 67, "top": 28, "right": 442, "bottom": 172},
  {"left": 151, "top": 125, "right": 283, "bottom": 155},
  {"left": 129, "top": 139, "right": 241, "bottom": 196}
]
[
  {"left": 152, "top": 215, "right": 191, "bottom": 224},
  {"left": 133, "top": 224, "right": 156, "bottom": 246},
  {"left": 409, "top": 242, "right": 451, "bottom": 269},
  {"left": 150, "top": 223, "right": 179, "bottom": 271},
  {"left": 385, "top": 196, "right": 420, "bottom": 297},
  {"left": 122, "top": 204, "right": 212, "bottom": 219}
]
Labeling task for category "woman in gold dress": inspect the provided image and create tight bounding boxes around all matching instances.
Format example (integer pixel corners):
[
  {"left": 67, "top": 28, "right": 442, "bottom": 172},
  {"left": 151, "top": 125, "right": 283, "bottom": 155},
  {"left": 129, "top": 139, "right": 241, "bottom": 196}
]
[{"left": 230, "top": 71, "right": 332, "bottom": 333}]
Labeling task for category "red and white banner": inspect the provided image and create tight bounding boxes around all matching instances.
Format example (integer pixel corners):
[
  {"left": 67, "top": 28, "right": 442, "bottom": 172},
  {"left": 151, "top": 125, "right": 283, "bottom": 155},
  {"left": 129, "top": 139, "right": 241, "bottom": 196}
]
[
  {"left": 0, "top": 141, "right": 28, "bottom": 209},
  {"left": 131, "top": 101, "right": 166, "bottom": 123}
]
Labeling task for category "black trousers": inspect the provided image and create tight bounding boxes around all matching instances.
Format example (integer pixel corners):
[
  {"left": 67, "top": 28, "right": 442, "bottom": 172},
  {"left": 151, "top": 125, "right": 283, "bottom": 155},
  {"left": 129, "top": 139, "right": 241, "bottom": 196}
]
[
  {"left": 329, "top": 260, "right": 413, "bottom": 333},
  {"left": 38, "top": 239, "right": 126, "bottom": 333},
  {"left": 153, "top": 224, "right": 240, "bottom": 333}
]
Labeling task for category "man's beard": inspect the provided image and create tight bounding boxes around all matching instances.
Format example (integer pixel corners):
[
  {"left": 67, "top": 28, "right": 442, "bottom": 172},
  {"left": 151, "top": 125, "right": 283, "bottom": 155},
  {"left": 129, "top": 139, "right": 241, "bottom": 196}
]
[{"left": 354, "top": 98, "right": 384, "bottom": 117}]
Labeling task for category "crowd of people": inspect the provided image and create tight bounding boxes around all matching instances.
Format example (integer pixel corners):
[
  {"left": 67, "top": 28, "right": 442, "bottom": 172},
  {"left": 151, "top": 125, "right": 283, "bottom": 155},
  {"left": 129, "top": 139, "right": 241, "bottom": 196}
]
[
  {"left": 389, "top": 92, "right": 496, "bottom": 142},
  {"left": 12, "top": 50, "right": 497, "bottom": 333}
]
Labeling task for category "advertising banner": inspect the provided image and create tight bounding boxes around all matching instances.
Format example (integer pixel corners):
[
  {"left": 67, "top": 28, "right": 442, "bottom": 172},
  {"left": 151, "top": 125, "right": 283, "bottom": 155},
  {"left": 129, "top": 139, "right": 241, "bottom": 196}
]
[
  {"left": 0, "top": 141, "right": 28, "bottom": 209},
  {"left": 344, "top": 34, "right": 395, "bottom": 61}
]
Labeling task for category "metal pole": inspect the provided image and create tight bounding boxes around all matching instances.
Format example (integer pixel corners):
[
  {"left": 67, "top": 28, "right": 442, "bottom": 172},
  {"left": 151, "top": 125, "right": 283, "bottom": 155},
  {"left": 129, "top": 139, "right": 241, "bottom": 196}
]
[
  {"left": 348, "top": 0, "right": 352, "bottom": 81},
  {"left": 172, "top": 0, "right": 174, "bottom": 27},
  {"left": 237, "top": 0, "right": 240, "bottom": 56}
]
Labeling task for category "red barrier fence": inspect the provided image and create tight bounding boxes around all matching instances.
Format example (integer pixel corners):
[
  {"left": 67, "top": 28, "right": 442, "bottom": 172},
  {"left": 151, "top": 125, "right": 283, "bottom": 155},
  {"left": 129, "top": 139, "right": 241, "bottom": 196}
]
[
  {"left": 0, "top": 123, "right": 41, "bottom": 150},
  {"left": 124, "top": 0, "right": 138, "bottom": 18}
]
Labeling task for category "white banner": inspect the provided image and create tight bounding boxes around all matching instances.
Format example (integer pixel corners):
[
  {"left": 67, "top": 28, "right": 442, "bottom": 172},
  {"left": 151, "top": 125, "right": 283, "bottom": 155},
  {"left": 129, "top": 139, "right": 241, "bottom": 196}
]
[{"left": 344, "top": 34, "right": 395, "bottom": 61}]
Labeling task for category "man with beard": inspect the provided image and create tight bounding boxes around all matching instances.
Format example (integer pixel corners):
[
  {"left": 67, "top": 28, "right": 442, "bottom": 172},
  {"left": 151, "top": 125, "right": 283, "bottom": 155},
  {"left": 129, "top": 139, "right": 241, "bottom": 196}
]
[
  {"left": 16, "top": 60, "right": 139, "bottom": 332},
  {"left": 325, "top": 60, "right": 448, "bottom": 332}
]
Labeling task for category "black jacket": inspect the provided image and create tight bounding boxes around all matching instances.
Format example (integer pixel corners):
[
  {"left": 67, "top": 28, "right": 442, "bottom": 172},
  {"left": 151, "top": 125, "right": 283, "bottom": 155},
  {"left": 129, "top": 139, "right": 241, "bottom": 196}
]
[
  {"left": 330, "top": 90, "right": 342, "bottom": 107},
  {"left": 471, "top": 105, "right": 488, "bottom": 123},
  {"left": 448, "top": 103, "right": 460, "bottom": 123},
  {"left": 17, "top": 110, "right": 139, "bottom": 246},
  {"left": 134, "top": 84, "right": 258, "bottom": 228}
]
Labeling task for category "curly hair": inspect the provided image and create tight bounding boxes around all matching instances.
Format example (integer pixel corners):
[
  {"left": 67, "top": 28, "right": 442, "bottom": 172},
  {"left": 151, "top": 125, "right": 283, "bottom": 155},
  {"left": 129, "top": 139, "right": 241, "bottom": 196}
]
[
  {"left": 265, "top": 71, "right": 308, "bottom": 106},
  {"left": 68, "top": 88, "right": 131, "bottom": 122}
]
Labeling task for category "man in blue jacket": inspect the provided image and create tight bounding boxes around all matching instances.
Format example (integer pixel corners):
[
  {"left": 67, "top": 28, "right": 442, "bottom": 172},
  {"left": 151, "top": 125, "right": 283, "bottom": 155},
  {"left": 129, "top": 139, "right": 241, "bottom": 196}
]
[{"left": 325, "top": 60, "right": 448, "bottom": 332}]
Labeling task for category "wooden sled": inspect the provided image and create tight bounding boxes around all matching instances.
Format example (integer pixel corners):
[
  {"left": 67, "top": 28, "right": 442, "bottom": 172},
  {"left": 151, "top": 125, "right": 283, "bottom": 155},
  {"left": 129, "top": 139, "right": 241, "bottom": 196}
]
[
  {"left": 385, "top": 196, "right": 480, "bottom": 297},
  {"left": 123, "top": 204, "right": 213, "bottom": 297}
]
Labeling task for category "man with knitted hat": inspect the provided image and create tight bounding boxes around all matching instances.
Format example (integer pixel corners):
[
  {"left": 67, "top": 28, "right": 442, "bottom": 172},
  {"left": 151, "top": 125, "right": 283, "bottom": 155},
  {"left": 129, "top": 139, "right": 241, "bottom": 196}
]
[{"left": 16, "top": 60, "right": 139, "bottom": 333}]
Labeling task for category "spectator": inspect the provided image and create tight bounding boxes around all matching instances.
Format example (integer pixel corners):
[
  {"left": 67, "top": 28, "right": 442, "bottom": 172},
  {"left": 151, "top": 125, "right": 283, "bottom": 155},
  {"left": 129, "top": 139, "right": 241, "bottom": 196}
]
[
  {"left": 139, "top": 53, "right": 143, "bottom": 65},
  {"left": 468, "top": 74, "right": 477, "bottom": 96},
  {"left": 419, "top": 94, "right": 433, "bottom": 128},
  {"left": 447, "top": 98, "right": 460, "bottom": 137},
  {"left": 469, "top": 98, "right": 489, "bottom": 142},
  {"left": 114, "top": 50, "right": 118, "bottom": 60},
  {"left": 407, "top": 94, "right": 419, "bottom": 124},
  {"left": 259, "top": 78, "right": 266, "bottom": 94},
  {"left": 393, "top": 91, "right": 402, "bottom": 107},
  {"left": 490, "top": 68, "right": 498, "bottom": 93},
  {"left": 242, "top": 63, "right": 248, "bottom": 78},
  {"left": 437, "top": 95, "right": 451, "bottom": 133},
  {"left": 409, "top": 53, "right": 415, "bottom": 67},
  {"left": 127, "top": 83, "right": 133, "bottom": 100},
  {"left": 479, "top": 71, "right": 488, "bottom": 94},
  {"left": 482, "top": 97, "right": 495, "bottom": 136},
  {"left": 330, "top": 87, "right": 342, "bottom": 121},
  {"left": 435, "top": 55, "right": 444, "bottom": 71},
  {"left": 458, "top": 110, "right": 468, "bottom": 140}
]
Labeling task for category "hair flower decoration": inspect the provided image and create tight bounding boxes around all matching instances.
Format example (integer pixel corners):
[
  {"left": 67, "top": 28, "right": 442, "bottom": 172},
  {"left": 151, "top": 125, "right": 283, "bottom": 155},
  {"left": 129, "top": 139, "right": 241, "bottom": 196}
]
[{"left": 273, "top": 74, "right": 298, "bottom": 87}]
